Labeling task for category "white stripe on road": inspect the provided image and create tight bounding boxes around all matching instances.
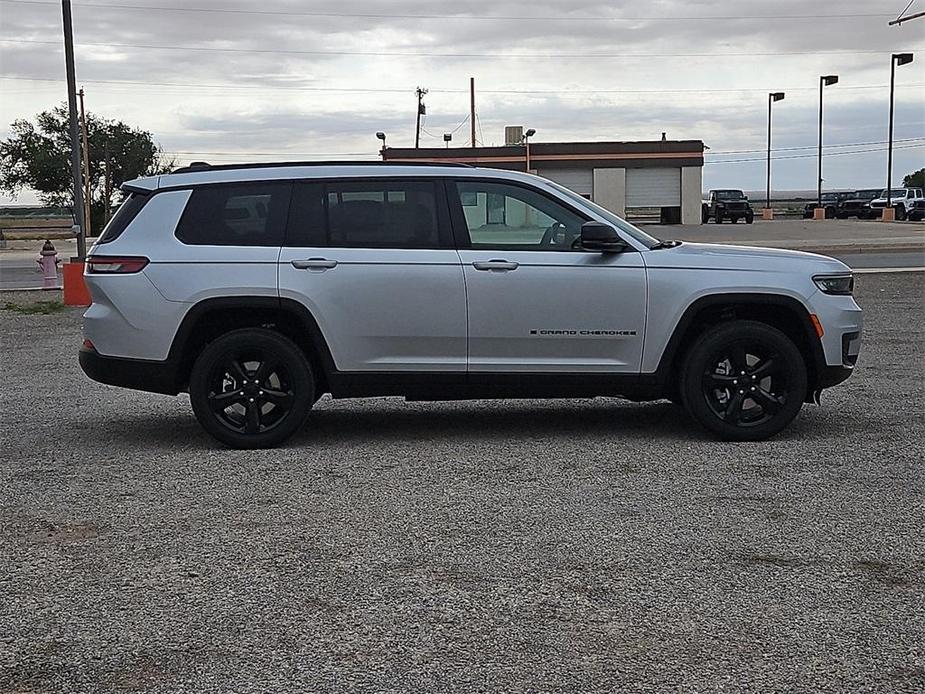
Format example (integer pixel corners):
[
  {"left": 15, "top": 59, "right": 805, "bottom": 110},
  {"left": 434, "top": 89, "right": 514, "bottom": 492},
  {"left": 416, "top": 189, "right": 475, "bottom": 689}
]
[{"left": 852, "top": 267, "right": 925, "bottom": 274}]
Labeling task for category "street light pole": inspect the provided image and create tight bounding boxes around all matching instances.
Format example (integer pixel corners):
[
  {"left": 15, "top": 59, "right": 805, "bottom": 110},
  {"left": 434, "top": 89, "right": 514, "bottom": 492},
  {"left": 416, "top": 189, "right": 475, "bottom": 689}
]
[
  {"left": 817, "top": 75, "right": 838, "bottom": 211},
  {"left": 523, "top": 128, "right": 536, "bottom": 172},
  {"left": 887, "top": 53, "right": 914, "bottom": 218},
  {"left": 61, "top": 0, "right": 86, "bottom": 260},
  {"left": 767, "top": 92, "right": 785, "bottom": 213}
]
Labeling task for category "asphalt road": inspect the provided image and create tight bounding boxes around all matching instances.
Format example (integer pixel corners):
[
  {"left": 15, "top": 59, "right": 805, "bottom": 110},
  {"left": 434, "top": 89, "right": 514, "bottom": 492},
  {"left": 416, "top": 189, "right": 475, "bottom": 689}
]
[{"left": 1, "top": 273, "right": 923, "bottom": 693}]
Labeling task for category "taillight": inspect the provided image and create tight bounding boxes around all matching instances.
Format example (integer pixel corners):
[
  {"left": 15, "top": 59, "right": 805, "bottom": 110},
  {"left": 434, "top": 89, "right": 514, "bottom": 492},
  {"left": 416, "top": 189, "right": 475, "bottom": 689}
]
[{"left": 86, "top": 256, "right": 149, "bottom": 274}]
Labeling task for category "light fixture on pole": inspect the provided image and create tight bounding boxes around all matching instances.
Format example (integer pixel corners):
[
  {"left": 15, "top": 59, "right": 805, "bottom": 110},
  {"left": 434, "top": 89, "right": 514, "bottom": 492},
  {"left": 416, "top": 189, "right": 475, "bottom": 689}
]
[
  {"left": 376, "top": 131, "right": 386, "bottom": 158},
  {"left": 523, "top": 128, "right": 536, "bottom": 172},
  {"left": 766, "top": 92, "right": 785, "bottom": 218},
  {"left": 886, "top": 52, "right": 913, "bottom": 221},
  {"left": 816, "top": 75, "right": 838, "bottom": 213},
  {"left": 443, "top": 133, "right": 452, "bottom": 148}
]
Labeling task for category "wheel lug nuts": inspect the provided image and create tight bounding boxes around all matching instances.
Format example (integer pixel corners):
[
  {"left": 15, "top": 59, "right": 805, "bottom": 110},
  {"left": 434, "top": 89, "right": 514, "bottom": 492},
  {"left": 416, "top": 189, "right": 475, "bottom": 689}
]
[
  {"left": 733, "top": 379, "right": 738, "bottom": 385},
  {"left": 249, "top": 398, "right": 255, "bottom": 402}
]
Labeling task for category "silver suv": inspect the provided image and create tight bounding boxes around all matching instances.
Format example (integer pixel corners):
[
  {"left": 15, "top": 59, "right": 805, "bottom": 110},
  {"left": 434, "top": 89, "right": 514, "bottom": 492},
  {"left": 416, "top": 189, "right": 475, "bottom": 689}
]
[{"left": 80, "top": 162, "right": 862, "bottom": 448}]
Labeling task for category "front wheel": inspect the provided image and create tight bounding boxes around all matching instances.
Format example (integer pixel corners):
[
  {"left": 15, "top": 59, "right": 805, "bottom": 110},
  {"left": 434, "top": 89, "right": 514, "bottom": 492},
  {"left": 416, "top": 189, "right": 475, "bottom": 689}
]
[
  {"left": 679, "top": 321, "right": 807, "bottom": 441},
  {"left": 189, "top": 328, "right": 315, "bottom": 448},
  {"left": 745, "top": 213, "right": 754, "bottom": 224}
]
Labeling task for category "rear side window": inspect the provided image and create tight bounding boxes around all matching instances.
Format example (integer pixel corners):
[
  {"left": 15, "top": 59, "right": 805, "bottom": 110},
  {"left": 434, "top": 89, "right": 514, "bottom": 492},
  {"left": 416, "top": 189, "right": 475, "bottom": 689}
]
[
  {"left": 326, "top": 181, "right": 441, "bottom": 248},
  {"left": 176, "top": 182, "right": 291, "bottom": 246},
  {"left": 97, "top": 192, "right": 148, "bottom": 244}
]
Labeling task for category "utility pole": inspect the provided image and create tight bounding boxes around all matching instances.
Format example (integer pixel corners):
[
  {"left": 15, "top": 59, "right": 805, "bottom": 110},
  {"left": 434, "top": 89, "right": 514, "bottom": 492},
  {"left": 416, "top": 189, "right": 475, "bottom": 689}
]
[
  {"left": 414, "top": 87, "right": 427, "bottom": 148},
  {"left": 78, "top": 88, "right": 92, "bottom": 237},
  {"left": 470, "top": 77, "right": 476, "bottom": 148},
  {"left": 103, "top": 139, "right": 112, "bottom": 225},
  {"left": 62, "top": 0, "right": 86, "bottom": 259}
]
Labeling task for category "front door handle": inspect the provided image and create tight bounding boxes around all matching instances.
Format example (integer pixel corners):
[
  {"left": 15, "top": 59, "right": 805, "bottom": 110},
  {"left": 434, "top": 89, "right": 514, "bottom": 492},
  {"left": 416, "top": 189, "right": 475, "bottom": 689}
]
[
  {"left": 472, "top": 259, "right": 519, "bottom": 272},
  {"left": 291, "top": 258, "right": 338, "bottom": 270}
]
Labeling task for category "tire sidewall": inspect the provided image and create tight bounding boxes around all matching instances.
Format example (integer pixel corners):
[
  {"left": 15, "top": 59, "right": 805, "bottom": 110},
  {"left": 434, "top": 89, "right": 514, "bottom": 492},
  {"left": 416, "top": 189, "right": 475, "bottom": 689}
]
[
  {"left": 680, "top": 321, "right": 808, "bottom": 441},
  {"left": 189, "top": 329, "right": 315, "bottom": 449}
]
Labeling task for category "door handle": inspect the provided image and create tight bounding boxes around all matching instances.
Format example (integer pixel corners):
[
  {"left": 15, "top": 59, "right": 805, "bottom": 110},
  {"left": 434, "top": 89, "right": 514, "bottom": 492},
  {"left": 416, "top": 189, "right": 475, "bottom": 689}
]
[
  {"left": 291, "top": 258, "right": 338, "bottom": 270},
  {"left": 472, "top": 259, "right": 519, "bottom": 272}
]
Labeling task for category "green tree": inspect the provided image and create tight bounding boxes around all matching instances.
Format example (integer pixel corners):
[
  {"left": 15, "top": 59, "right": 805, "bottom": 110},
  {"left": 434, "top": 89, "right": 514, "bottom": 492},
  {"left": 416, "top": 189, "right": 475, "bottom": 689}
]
[
  {"left": 0, "top": 103, "right": 174, "bottom": 234},
  {"left": 903, "top": 168, "right": 924, "bottom": 189}
]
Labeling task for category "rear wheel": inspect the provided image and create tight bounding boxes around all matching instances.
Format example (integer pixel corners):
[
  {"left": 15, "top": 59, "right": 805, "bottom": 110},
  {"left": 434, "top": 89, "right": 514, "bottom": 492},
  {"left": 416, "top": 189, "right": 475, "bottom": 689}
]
[
  {"left": 679, "top": 321, "right": 807, "bottom": 441},
  {"left": 895, "top": 205, "right": 907, "bottom": 221},
  {"left": 189, "top": 328, "right": 315, "bottom": 448}
]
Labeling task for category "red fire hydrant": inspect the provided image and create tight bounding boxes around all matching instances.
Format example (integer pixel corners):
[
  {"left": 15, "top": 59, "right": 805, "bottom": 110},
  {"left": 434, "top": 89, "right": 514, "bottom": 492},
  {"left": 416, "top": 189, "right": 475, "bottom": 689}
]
[{"left": 37, "top": 240, "right": 60, "bottom": 289}]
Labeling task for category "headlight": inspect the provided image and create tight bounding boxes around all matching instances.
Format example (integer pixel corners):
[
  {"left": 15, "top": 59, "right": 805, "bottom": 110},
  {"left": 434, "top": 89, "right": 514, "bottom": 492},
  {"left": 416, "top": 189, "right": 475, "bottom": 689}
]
[{"left": 813, "top": 274, "right": 854, "bottom": 295}]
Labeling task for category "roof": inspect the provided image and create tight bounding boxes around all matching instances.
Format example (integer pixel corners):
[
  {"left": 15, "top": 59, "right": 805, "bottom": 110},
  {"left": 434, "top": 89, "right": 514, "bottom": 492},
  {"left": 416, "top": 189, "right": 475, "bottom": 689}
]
[
  {"left": 383, "top": 139, "right": 705, "bottom": 169},
  {"left": 123, "top": 161, "right": 552, "bottom": 192}
]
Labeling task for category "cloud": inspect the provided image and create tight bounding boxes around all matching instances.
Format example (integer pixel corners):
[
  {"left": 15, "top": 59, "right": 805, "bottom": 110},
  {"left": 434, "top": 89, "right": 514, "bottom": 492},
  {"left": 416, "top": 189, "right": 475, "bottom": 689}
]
[{"left": 1, "top": 0, "right": 922, "bottom": 202}]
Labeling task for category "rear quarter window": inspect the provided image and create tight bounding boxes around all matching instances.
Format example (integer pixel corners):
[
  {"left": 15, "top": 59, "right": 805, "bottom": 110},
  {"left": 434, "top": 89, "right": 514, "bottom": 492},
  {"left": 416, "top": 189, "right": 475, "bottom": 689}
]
[
  {"left": 97, "top": 192, "right": 149, "bottom": 244},
  {"left": 175, "top": 182, "right": 291, "bottom": 246}
]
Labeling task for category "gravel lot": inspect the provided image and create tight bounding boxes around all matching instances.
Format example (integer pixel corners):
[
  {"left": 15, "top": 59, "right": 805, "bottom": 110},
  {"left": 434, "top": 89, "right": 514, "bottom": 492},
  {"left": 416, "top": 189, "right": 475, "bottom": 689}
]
[{"left": 1, "top": 274, "right": 923, "bottom": 693}]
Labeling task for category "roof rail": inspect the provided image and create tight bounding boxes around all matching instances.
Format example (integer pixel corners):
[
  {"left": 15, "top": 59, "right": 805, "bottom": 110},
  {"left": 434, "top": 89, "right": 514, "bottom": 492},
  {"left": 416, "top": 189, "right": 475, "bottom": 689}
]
[{"left": 170, "top": 160, "right": 473, "bottom": 174}]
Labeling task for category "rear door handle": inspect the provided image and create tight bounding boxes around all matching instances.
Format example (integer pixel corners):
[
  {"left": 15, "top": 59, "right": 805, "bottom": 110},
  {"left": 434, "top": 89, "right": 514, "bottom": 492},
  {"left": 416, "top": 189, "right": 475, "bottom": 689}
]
[
  {"left": 472, "top": 259, "right": 519, "bottom": 272},
  {"left": 291, "top": 258, "right": 338, "bottom": 270}
]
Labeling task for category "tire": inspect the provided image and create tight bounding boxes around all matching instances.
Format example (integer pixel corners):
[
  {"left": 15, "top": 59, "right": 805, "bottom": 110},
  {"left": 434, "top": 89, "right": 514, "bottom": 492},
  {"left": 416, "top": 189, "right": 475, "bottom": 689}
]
[
  {"left": 745, "top": 213, "right": 754, "bottom": 224},
  {"left": 679, "top": 321, "right": 807, "bottom": 441},
  {"left": 895, "top": 205, "right": 907, "bottom": 221},
  {"left": 702, "top": 206, "right": 710, "bottom": 224},
  {"left": 825, "top": 207, "right": 835, "bottom": 219},
  {"left": 189, "top": 328, "right": 315, "bottom": 449}
]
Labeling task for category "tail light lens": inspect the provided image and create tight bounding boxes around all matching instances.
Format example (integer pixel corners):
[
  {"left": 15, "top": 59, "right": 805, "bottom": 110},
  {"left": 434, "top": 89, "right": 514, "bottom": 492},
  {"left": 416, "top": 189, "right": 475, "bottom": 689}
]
[{"left": 86, "top": 256, "right": 149, "bottom": 274}]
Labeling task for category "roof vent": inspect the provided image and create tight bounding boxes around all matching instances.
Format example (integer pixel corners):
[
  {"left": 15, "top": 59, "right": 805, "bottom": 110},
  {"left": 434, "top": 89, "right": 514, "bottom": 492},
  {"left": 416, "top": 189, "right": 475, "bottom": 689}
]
[{"left": 504, "top": 126, "right": 524, "bottom": 146}]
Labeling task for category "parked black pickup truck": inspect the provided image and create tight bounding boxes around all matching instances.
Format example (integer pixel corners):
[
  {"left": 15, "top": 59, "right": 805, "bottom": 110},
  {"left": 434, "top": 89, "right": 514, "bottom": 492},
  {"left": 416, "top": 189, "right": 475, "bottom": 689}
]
[
  {"left": 702, "top": 189, "right": 754, "bottom": 224},
  {"left": 802, "top": 192, "right": 853, "bottom": 219},
  {"left": 835, "top": 189, "right": 881, "bottom": 219}
]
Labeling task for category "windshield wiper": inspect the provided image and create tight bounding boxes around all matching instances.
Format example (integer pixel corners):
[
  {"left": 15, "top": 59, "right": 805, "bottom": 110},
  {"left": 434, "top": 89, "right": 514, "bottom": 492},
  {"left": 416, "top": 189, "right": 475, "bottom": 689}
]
[{"left": 650, "top": 240, "right": 682, "bottom": 250}]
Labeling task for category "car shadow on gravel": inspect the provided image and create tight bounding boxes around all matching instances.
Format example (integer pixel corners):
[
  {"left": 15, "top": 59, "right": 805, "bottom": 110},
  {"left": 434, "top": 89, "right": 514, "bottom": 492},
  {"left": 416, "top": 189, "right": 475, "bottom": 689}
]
[{"left": 59, "top": 397, "right": 849, "bottom": 451}]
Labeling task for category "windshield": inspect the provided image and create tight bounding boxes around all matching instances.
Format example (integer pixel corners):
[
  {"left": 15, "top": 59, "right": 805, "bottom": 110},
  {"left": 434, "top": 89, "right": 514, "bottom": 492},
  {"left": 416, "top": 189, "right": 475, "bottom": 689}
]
[
  {"left": 856, "top": 189, "right": 880, "bottom": 199},
  {"left": 821, "top": 193, "right": 838, "bottom": 202},
  {"left": 715, "top": 190, "right": 745, "bottom": 200},
  {"left": 545, "top": 180, "right": 661, "bottom": 249}
]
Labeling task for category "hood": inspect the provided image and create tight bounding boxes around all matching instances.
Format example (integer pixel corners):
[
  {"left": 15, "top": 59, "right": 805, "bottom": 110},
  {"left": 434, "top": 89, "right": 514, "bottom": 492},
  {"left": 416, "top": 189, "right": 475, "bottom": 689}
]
[{"left": 646, "top": 241, "right": 849, "bottom": 272}]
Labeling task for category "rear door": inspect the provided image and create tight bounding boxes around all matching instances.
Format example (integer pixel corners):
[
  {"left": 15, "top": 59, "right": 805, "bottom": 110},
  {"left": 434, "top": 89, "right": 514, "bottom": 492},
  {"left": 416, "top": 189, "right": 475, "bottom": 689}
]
[{"left": 278, "top": 178, "right": 467, "bottom": 373}]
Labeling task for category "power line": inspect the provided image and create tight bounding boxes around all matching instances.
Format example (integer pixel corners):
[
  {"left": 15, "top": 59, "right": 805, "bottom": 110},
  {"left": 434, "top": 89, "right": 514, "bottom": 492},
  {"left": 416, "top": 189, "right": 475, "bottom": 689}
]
[
  {"left": 0, "top": 0, "right": 893, "bottom": 22},
  {"left": 3, "top": 38, "right": 919, "bottom": 59},
  {"left": 707, "top": 137, "right": 925, "bottom": 156},
  {"left": 4, "top": 76, "right": 923, "bottom": 98},
  {"left": 705, "top": 142, "right": 924, "bottom": 165}
]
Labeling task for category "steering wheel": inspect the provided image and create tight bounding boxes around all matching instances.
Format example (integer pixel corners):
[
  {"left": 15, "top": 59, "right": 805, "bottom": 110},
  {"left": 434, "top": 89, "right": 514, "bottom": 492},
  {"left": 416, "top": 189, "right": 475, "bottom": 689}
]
[{"left": 539, "top": 222, "right": 570, "bottom": 247}]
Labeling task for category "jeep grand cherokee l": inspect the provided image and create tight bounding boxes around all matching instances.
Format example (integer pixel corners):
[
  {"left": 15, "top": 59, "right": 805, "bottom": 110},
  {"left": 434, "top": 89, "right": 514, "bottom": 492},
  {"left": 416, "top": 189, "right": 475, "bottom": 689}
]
[{"left": 80, "top": 162, "right": 862, "bottom": 448}]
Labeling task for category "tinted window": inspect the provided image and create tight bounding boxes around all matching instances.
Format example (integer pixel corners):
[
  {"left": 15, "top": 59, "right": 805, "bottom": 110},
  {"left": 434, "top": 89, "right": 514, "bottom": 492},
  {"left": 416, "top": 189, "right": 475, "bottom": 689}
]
[
  {"left": 97, "top": 192, "right": 148, "bottom": 244},
  {"left": 325, "top": 181, "right": 440, "bottom": 248},
  {"left": 454, "top": 180, "right": 586, "bottom": 251},
  {"left": 286, "top": 183, "right": 326, "bottom": 246},
  {"left": 176, "top": 183, "right": 291, "bottom": 246}
]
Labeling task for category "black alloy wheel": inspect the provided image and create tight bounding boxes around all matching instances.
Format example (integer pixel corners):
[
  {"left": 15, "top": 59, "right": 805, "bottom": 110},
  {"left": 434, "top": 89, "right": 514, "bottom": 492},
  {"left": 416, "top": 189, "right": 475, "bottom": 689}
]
[
  {"left": 189, "top": 328, "right": 315, "bottom": 448},
  {"left": 680, "top": 321, "right": 807, "bottom": 441}
]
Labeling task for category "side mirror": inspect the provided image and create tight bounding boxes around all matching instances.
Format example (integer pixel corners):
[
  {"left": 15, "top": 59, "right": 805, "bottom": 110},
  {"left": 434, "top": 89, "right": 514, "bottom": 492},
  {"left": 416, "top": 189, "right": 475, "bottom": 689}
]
[{"left": 580, "top": 222, "right": 628, "bottom": 253}]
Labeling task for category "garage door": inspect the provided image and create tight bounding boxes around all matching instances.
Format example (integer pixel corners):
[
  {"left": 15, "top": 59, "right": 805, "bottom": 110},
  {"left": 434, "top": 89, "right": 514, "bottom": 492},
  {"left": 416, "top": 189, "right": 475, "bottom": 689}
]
[
  {"left": 538, "top": 168, "right": 593, "bottom": 196},
  {"left": 626, "top": 168, "right": 681, "bottom": 206}
]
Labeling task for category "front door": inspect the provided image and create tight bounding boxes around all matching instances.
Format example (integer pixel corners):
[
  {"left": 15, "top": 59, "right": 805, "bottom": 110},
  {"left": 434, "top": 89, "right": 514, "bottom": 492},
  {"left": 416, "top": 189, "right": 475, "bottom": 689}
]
[
  {"left": 450, "top": 179, "right": 647, "bottom": 373},
  {"left": 278, "top": 179, "right": 467, "bottom": 373}
]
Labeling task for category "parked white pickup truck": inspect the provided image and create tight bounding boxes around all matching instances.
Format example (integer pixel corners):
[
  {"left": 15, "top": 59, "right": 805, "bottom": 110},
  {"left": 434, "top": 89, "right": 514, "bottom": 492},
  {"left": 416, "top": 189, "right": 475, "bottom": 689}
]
[{"left": 868, "top": 187, "right": 924, "bottom": 220}]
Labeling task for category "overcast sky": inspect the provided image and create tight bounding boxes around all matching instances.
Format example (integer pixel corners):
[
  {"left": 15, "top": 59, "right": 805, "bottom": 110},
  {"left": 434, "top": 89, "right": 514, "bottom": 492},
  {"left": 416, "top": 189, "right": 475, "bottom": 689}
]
[{"left": 0, "top": 0, "right": 923, "bottom": 204}]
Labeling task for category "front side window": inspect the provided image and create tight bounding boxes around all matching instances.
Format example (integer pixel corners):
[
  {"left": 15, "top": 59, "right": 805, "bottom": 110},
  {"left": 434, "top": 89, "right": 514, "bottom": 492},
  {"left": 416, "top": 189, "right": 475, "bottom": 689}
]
[
  {"left": 323, "top": 181, "right": 440, "bottom": 248},
  {"left": 454, "top": 180, "right": 586, "bottom": 251},
  {"left": 176, "top": 182, "right": 290, "bottom": 246}
]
